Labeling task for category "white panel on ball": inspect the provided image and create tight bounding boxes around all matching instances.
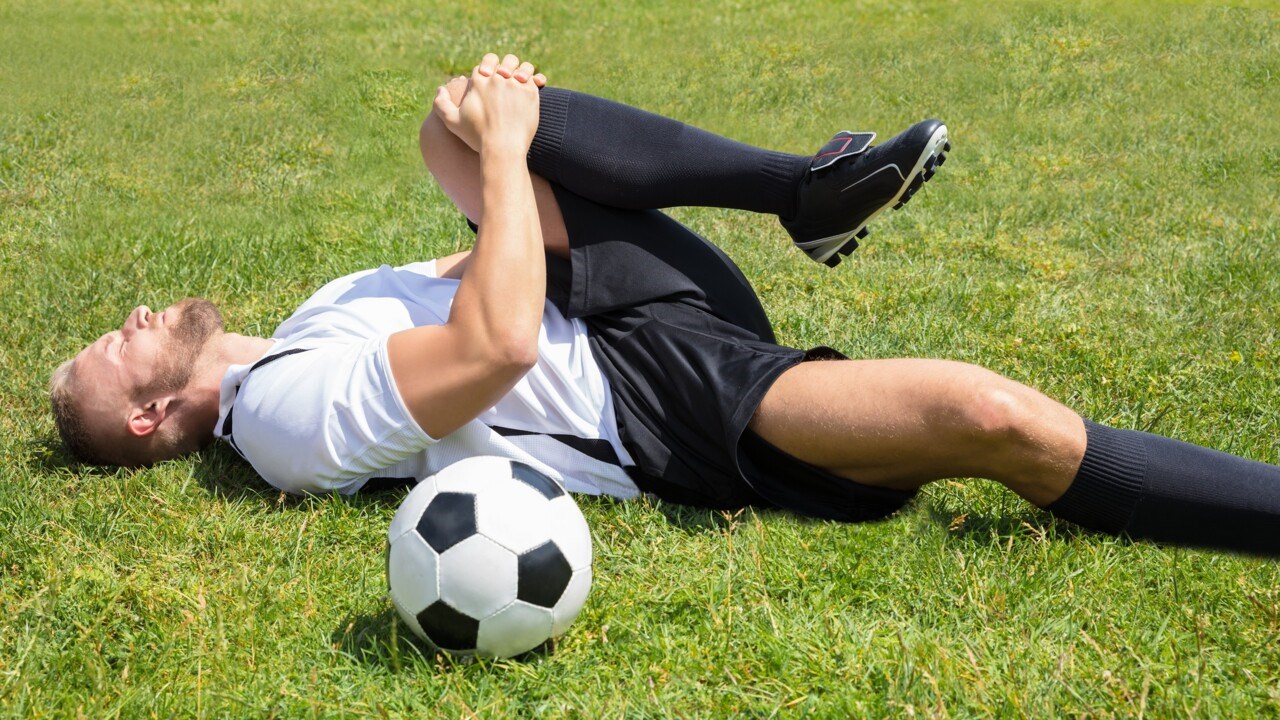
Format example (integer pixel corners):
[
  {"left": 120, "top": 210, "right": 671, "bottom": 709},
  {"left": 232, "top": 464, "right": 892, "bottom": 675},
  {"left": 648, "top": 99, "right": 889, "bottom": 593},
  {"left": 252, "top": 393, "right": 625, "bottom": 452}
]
[
  {"left": 438, "top": 534, "right": 518, "bottom": 619},
  {"left": 545, "top": 496, "right": 593, "bottom": 571},
  {"left": 386, "top": 481, "right": 437, "bottom": 543},
  {"left": 433, "top": 455, "right": 513, "bottom": 494},
  {"left": 477, "top": 601, "right": 555, "bottom": 658},
  {"left": 388, "top": 532, "right": 440, "bottom": 614},
  {"left": 551, "top": 567, "right": 592, "bottom": 637},
  {"left": 475, "top": 480, "right": 555, "bottom": 554}
]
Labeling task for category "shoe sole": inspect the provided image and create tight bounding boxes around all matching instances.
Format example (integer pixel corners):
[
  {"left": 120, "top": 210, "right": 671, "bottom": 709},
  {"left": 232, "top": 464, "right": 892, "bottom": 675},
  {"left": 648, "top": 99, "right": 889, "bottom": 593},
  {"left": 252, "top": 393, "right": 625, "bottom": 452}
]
[{"left": 806, "top": 123, "right": 950, "bottom": 267}]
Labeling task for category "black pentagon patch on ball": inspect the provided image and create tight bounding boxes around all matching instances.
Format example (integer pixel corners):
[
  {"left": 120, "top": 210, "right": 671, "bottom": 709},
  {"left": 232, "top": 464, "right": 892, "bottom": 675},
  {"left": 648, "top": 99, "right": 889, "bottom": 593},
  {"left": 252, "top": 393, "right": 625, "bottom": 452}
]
[
  {"left": 510, "top": 461, "right": 564, "bottom": 500},
  {"left": 517, "top": 540, "right": 573, "bottom": 608},
  {"left": 417, "top": 492, "right": 476, "bottom": 553},
  {"left": 417, "top": 600, "right": 480, "bottom": 651}
]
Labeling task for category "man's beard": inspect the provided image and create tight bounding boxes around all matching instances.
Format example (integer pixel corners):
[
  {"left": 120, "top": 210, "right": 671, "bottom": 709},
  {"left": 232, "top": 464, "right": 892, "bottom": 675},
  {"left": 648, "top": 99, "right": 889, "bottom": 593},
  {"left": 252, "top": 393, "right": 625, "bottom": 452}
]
[{"left": 142, "top": 298, "right": 224, "bottom": 396}]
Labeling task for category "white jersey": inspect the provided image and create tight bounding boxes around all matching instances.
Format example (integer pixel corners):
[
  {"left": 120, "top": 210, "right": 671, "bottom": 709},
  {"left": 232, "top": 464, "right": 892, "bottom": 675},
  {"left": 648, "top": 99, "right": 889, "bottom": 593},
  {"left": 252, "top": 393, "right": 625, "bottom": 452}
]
[{"left": 213, "top": 260, "right": 639, "bottom": 499}]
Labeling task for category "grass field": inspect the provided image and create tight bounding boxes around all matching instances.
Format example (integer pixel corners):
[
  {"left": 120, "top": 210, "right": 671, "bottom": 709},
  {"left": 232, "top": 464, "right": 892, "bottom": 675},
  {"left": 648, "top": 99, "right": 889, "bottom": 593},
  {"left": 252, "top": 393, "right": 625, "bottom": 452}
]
[{"left": 3, "top": 0, "right": 1280, "bottom": 716}]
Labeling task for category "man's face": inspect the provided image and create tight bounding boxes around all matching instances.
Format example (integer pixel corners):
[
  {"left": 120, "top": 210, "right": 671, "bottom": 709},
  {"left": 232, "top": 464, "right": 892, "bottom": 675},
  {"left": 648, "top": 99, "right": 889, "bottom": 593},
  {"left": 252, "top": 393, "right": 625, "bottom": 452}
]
[{"left": 72, "top": 298, "right": 225, "bottom": 433}]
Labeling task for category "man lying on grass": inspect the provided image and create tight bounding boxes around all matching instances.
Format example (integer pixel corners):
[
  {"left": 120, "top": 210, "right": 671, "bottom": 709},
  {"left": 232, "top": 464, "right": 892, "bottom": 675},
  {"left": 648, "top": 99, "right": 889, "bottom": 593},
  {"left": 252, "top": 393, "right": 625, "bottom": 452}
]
[{"left": 51, "top": 53, "right": 1279, "bottom": 555}]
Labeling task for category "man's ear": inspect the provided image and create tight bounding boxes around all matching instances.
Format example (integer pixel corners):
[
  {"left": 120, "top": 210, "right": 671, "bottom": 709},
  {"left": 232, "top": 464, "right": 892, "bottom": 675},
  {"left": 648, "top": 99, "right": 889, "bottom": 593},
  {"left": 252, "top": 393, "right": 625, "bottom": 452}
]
[{"left": 126, "top": 396, "right": 173, "bottom": 438}]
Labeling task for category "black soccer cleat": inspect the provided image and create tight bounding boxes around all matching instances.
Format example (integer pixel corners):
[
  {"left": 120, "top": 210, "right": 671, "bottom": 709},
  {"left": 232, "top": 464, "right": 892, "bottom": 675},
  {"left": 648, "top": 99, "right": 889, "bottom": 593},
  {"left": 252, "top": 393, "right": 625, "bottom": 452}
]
[{"left": 781, "top": 120, "right": 950, "bottom": 267}]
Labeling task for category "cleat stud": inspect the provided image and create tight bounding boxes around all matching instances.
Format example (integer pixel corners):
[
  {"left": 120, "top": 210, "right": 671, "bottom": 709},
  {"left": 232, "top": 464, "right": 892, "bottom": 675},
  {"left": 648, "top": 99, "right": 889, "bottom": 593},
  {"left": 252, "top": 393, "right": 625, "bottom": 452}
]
[
  {"left": 943, "top": 141, "right": 952, "bottom": 152},
  {"left": 924, "top": 156, "right": 938, "bottom": 172},
  {"left": 824, "top": 254, "right": 842, "bottom": 268},
  {"left": 936, "top": 154, "right": 947, "bottom": 166},
  {"left": 893, "top": 201, "right": 905, "bottom": 210},
  {"left": 838, "top": 241, "right": 857, "bottom": 256},
  {"left": 923, "top": 169, "right": 936, "bottom": 181},
  {"left": 856, "top": 227, "right": 869, "bottom": 239}
]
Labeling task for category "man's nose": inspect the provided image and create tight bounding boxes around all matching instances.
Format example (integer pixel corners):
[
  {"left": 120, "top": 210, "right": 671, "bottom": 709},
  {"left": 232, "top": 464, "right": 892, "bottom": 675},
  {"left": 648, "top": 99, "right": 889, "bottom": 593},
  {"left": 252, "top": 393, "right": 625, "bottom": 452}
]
[{"left": 121, "top": 305, "right": 151, "bottom": 338}]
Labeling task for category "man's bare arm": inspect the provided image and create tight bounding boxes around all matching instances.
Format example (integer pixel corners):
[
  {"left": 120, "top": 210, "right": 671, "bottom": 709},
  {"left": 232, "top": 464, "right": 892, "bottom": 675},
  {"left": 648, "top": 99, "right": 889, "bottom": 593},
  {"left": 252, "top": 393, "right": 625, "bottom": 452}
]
[
  {"left": 434, "top": 250, "right": 471, "bottom": 279},
  {"left": 387, "top": 54, "right": 544, "bottom": 439}
]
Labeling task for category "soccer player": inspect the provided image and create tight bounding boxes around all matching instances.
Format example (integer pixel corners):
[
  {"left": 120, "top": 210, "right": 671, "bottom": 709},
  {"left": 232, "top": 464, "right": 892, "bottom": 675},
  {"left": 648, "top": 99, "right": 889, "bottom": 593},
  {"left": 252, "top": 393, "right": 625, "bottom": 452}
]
[{"left": 50, "top": 53, "right": 1280, "bottom": 555}]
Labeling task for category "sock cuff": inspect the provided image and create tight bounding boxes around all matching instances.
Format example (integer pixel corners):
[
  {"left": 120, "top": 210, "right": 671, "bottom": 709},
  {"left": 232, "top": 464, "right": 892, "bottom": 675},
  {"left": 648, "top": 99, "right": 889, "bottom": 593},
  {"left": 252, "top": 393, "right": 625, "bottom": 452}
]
[
  {"left": 760, "top": 151, "right": 808, "bottom": 218},
  {"left": 1045, "top": 419, "right": 1148, "bottom": 533},
  {"left": 528, "top": 87, "right": 571, "bottom": 183}
]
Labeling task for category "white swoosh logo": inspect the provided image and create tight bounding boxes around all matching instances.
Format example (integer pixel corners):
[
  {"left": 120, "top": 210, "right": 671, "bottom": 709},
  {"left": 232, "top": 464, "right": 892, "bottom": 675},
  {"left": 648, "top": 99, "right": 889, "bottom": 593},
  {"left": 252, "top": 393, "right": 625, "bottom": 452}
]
[{"left": 841, "top": 163, "right": 906, "bottom": 192}]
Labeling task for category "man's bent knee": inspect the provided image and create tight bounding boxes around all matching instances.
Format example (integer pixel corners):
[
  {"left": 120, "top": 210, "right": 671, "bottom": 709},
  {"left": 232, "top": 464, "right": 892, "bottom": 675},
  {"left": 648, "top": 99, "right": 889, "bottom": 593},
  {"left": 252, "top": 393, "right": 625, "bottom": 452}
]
[
  {"left": 935, "top": 365, "right": 1045, "bottom": 455},
  {"left": 419, "top": 77, "right": 469, "bottom": 169},
  {"left": 419, "top": 112, "right": 449, "bottom": 169},
  {"left": 949, "top": 366, "right": 1085, "bottom": 499},
  {"left": 965, "top": 380, "right": 1031, "bottom": 442}
]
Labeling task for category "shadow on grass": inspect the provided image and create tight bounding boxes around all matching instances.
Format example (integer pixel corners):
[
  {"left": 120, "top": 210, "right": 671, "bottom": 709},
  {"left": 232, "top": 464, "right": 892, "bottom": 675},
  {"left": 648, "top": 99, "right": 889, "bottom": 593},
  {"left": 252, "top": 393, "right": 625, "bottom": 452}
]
[
  {"left": 330, "top": 608, "right": 440, "bottom": 670},
  {"left": 331, "top": 608, "right": 556, "bottom": 671},
  {"left": 25, "top": 431, "right": 283, "bottom": 502},
  {"left": 650, "top": 497, "right": 827, "bottom": 534},
  {"left": 24, "top": 434, "right": 124, "bottom": 476},
  {"left": 926, "top": 502, "right": 1280, "bottom": 559},
  {"left": 654, "top": 500, "right": 737, "bottom": 533},
  {"left": 922, "top": 503, "right": 1094, "bottom": 544},
  {"left": 189, "top": 444, "right": 415, "bottom": 510},
  {"left": 189, "top": 445, "right": 286, "bottom": 503}
]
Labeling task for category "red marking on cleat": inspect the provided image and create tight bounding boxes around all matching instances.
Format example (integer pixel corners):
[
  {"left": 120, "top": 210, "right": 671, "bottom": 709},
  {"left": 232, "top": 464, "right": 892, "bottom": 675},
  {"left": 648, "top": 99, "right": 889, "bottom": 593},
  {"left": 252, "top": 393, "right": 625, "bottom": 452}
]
[{"left": 815, "top": 136, "right": 853, "bottom": 160}]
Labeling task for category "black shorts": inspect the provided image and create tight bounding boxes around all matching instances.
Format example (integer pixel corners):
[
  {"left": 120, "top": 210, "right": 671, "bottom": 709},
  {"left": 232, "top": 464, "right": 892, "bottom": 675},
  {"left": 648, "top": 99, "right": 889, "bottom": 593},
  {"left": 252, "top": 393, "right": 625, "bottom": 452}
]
[{"left": 536, "top": 186, "right": 915, "bottom": 522}]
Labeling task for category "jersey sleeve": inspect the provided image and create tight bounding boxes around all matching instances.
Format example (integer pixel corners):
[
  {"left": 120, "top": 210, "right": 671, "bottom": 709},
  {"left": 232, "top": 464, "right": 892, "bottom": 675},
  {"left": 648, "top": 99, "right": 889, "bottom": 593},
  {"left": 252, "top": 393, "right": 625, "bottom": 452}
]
[{"left": 230, "top": 338, "right": 437, "bottom": 494}]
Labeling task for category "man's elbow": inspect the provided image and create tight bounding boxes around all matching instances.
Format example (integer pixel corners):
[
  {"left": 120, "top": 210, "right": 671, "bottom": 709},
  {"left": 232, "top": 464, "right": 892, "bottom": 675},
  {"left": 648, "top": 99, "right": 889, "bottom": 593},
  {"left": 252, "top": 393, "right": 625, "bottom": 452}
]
[{"left": 488, "top": 331, "right": 540, "bottom": 374}]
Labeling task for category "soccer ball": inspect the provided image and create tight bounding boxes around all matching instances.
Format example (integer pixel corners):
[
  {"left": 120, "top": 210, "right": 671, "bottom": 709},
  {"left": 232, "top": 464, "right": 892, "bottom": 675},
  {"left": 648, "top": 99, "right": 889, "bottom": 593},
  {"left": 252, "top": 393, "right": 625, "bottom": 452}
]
[{"left": 386, "top": 456, "right": 593, "bottom": 657}]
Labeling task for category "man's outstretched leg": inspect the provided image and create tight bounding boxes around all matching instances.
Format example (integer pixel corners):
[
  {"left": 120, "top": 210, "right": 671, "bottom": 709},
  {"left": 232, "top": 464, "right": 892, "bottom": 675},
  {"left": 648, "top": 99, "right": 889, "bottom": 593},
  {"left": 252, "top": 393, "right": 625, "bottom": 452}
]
[
  {"left": 751, "top": 359, "right": 1087, "bottom": 505},
  {"left": 428, "top": 57, "right": 950, "bottom": 266},
  {"left": 751, "top": 359, "right": 1280, "bottom": 555}
]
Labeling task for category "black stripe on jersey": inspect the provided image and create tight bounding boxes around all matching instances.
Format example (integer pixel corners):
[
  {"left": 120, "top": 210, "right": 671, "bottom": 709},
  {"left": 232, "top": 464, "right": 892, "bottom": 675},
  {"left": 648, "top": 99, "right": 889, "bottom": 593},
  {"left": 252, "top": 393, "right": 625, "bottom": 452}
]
[
  {"left": 362, "top": 476, "right": 417, "bottom": 493},
  {"left": 489, "top": 425, "right": 621, "bottom": 466},
  {"left": 219, "top": 348, "right": 313, "bottom": 457}
]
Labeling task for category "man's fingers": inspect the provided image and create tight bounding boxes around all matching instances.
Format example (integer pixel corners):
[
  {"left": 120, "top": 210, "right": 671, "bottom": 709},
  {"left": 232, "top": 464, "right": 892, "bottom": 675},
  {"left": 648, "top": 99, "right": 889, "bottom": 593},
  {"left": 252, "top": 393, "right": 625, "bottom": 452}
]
[
  {"left": 443, "top": 75, "right": 469, "bottom": 105},
  {"left": 513, "top": 61, "right": 536, "bottom": 82},
  {"left": 476, "top": 52, "right": 543, "bottom": 83},
  {"left": 496, "top": 54, "right": 520, "bottom": 78},
  {"left": 433, "top": 85, "right": 461, "bottom": 125}
]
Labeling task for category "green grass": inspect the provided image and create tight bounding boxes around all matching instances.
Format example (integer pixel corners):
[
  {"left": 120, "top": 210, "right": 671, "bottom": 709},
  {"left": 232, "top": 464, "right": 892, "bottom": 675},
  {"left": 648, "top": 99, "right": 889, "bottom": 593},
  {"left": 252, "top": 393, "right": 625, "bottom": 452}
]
[{"left": 3, "top": 0, "right": 1280, "bottom": 716}]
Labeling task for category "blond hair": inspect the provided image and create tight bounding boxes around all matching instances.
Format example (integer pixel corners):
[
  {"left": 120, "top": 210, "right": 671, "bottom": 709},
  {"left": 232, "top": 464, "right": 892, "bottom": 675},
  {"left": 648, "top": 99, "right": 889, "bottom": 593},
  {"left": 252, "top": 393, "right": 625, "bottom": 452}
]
[{"left": 49, "top": 358, "right": 115, "bottom": 465}]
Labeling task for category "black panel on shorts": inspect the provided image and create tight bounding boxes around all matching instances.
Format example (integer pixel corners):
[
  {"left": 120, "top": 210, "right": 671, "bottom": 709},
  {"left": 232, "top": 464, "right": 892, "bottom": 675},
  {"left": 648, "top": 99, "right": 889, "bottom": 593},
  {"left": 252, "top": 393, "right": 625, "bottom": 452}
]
[{"left": 540, "top": 185, "right": 916, "bottom": 522}]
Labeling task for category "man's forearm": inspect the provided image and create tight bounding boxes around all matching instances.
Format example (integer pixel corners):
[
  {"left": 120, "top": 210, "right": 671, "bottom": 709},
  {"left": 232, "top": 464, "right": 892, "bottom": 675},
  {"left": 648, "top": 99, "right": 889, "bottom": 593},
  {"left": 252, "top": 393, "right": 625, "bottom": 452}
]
[{"left": 447, "top": 146, "right": 545, "bottom": 364}]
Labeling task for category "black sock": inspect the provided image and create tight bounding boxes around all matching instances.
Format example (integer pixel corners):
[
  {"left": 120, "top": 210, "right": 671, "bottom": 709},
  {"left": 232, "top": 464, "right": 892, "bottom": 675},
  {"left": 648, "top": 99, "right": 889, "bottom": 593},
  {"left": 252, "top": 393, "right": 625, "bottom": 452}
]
[
  {"left": 528, "top": 88, "right": 811, "bottom": 216},
  {"left": 1046, "top": 419, "right": 1280, "bottom": 555}
]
